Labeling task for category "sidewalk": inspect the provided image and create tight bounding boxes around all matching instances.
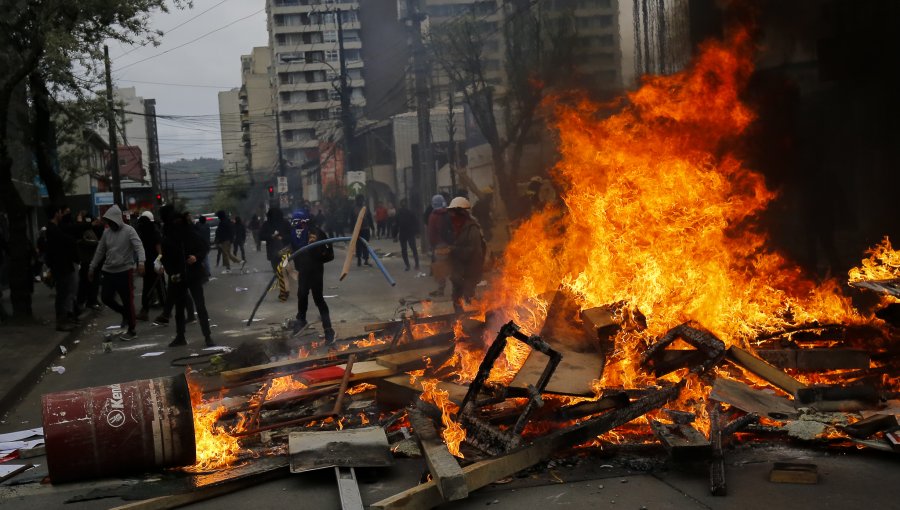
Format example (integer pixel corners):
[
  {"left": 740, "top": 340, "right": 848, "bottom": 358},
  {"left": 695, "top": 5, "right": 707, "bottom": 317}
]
[{"left": 0, "top": 282, "right": 95, "bottom": 417}]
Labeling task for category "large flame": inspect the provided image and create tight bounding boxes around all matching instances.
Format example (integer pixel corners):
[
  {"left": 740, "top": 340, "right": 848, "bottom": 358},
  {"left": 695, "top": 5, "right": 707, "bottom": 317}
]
[
  {"left": 186, "top": 380, "right": 243, "bottom": 471},
  {"left": 460, "top": 29, "right": 861, "bottom": 392}
]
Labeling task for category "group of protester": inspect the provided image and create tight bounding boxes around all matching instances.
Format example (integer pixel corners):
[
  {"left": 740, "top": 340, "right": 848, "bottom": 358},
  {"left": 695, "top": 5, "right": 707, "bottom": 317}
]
[{"left": 34, "top": 203, "right": 220, "bottom": 348}]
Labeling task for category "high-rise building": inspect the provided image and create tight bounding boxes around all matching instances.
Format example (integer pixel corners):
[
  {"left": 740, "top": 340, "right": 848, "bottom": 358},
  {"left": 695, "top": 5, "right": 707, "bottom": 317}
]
[
  {"left": 266, "top": 0, "right": 367, "bottom": 200},
  {"left": 240, "top": 47, "right": 278, "bottom": 178},
  {"left": 218, "top": 88, "right": 248, "bottom": 175}
]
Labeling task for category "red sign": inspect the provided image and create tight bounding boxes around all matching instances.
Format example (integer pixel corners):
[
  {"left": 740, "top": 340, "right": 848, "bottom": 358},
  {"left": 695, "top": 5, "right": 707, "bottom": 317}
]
[{"left": 318, "top": 142, "right": 344, "bottom": 191}]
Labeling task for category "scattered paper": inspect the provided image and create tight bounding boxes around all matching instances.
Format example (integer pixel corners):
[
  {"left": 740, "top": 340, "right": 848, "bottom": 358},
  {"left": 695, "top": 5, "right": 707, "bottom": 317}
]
[
  {"left": 105, "top": 325, "right": 123, "bottom": 330},
  {"left": 50, "top": 366, "right": 65, "bottom": 375},
  {"left": 235, "top": 287, "right": 249, "bottom": 292},
  {"left": 0, "top": 439, "right": 44, "bottom": 452},
  {"left": 116, "top": 343, "right": 160, "bottom": 352},
  {"left": 208, "top": 277, "right": 218, "bottom": 281},
  {"left": 59, "top": 346, "right": 67, "bottom": 355},
  {"left": 0, "top": 429, "right": 42, "bottom": 443},
  {"left": 0, "top": 464, "right": 33, "bottom": 482},
  {"left": 323, "top": 295, "right": 338, "bottom": 298},
  {"left": 140, "top": 352, "right": 166, "bottom": 358}
]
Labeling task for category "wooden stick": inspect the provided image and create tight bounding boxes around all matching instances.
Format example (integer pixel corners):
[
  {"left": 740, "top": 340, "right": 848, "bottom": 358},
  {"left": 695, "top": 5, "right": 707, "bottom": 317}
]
[
  {"left": 727, "top": 346, "right": 805, "bottom": 396},
  {"left": 341, "top": 206, "right": 366, "bottom": 281},
  {"left": 408, "top": 406, "right": 468, "bottom": 501}
]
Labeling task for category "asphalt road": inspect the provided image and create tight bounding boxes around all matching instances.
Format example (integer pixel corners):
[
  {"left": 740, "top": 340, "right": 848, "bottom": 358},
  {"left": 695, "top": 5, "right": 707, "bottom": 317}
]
[{"left": 2, "top": 240, "right": 900, "bottom": 509}]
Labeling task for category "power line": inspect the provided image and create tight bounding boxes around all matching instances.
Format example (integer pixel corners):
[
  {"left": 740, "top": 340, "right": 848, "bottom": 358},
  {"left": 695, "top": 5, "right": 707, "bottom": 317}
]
[
  {"left": 116, "top": 7, "right": 265, "bottom": 71},
  {"left": 118, "top": 79, "right": 236, "bottom": 89},
  {"left": 114, "top": 0, "right": 234, "bottom": 59}
]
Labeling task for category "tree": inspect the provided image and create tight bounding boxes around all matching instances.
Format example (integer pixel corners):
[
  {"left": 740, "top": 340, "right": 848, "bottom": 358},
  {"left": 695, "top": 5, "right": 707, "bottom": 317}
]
[
  {"left": 428, "top": 1, "right": 577, "bottom": 221},
  {"left": 0, "top": 0, "right": 190, "bottom": 318}
]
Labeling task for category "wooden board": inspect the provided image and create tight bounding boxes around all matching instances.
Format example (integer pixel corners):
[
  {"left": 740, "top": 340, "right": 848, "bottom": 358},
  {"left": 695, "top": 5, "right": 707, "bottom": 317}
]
[
  {"left": 510, "top": 349, "right": 603, "bottom": 396},
  {"left": 408, "top": 407, "right": 468, "bottom": 501},
  {"left": 727, "top": 346, "right": 805, "bottom": 396},
  {"left": 221, "top": 346, "right": 377, "bottom": 383},
  {"left": 769, "top": 462, "right": 818, "bottom": 484},
  {"left": 375, "top": 375, "right": 469, "bottom": 409},
  {"left": 300, "top": 361, "right": 396, "bottom": 388},
  {"left": 756, "top": 349, "right": 870, "bottom": 371},
  {"left": 375, "top": 345, "right": 454, "bottom": 372},
  {"left": 649, "top": 420, "right": 711, "bottom": 462},
  {"left": 709, "top": 377, "right": 798, "bottom": 420}
]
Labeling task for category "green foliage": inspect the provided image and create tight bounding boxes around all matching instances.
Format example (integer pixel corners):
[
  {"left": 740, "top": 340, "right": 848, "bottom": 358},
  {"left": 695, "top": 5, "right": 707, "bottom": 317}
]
[{"left": 209, "top": 171, "right": 249, "bottom": 214}]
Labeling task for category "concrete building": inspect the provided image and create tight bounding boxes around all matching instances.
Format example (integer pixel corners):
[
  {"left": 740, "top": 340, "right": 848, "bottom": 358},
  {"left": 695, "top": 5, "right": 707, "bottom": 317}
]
[
  {"left": 266, "top": 0, "right": 367, "bottom": 202},
  {"left": 240, "top": 47, "right": 278, "bottom": 179},
  {"left": 218, "top": 88, "right": 249, "bottom": 175}
]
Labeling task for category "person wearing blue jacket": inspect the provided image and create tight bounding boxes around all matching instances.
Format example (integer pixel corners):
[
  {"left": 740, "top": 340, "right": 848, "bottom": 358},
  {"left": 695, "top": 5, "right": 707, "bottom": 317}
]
[{"left": 289, "top": 209, "right": 335, "bottom": 343}]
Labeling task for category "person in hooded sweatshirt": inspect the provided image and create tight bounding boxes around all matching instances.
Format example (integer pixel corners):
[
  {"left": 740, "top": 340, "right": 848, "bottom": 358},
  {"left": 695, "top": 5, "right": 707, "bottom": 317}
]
[
  {"left": 288, "top": 209, "right": 335, "bottom": 342},
  {"left": 162, "top": 209, "right": 214, "bottom": 347},
  {"left": 135, "top": 211, "right": 163, "bottom": 321},
  {"left": 89, "top": 204, "right": 145, "bottom": 340},
  {"left": 426, "top": 194, "right": 452, "bottom": 296}
]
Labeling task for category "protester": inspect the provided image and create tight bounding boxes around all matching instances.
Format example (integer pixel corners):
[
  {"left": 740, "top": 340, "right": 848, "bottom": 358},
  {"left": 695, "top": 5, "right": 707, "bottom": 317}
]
[
  {"left": 75, "top": 216, "right": 102, "bottom": 312},
  {"left": 259, "top": 207, "right": 291, "bottom": 302},
  {"left": 45, "top": 205, "right": 79, "bottom": 331},
  {"left": 288, "top": 209, "right": 335, "bottom": 342},
  {"left": 315, "top": 208, "right": 327, "bottom": 232},
  {"left": 396, "top": 199, "right": 420, "bottom": 272},
  {"left": 388, "top": 202, "right": 398, "bottom": 241},
  {"left": 161, "top": 208, "right": 214, "bottom": 347},
  {"left": 352, "top": 195, "right": 374, "bottom": 266},
  {"left": 153, "top": 208, "right": 197, "bottom": 326},
  {"left": 249, "top": 214, "right": 262, "bottom": 252},
  {"left": 446, "top": 197, "right": 486, "bottom": 312},
  {"left": 232, "top": 216, "right": 247, "bottom": 261},
  {"left": 0, "top": 215, "right": 9, "bottom": 322},
  {"left": 135, "top": 211, "right": 163, "bottom": 321},
  {"left": 426, "top": 194, "right": 451, "bottom": 296},
  {"left": 89, "top": 204, "right": 145, "bottom": 340},
  {"left": 215, "top": 210, "right": 244, "bottom": 273},
  {"left": 374, "top": 202, "right": 388, "bottom": 239}
]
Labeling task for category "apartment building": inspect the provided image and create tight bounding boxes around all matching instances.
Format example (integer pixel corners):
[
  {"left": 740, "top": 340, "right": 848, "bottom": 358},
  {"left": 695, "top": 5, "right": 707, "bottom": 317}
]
[
  {"left": 218, "top": 88, "right": 248, "bottom": 174},
  {"left": 266, "top": 0, "right": 367, "bottom": 181},
  {"left": 239, "top": 47, "right": 278, "bottom": 177}
]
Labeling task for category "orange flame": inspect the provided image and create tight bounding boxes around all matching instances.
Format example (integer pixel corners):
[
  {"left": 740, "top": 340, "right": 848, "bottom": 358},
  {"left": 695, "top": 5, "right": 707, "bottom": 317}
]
[
  {"left": 186, "top": 379, "right": 243, "bottom": 471},
  {"left": 265, "top": 375, "right": 308, "bottom": 400},
  {"left": 849, "top": 237, "right": 899, "bottom": 282},
  {"left": 418, "top": 378, "right": 466, "bottom": 457}
]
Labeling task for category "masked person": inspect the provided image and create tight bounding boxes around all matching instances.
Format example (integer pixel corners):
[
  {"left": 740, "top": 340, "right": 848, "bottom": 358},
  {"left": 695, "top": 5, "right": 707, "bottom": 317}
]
[
  {"left": 215, "top": 210, "right": 244, "bottom": 273},
  {"left": 289, "top": 209, "right": 335, "bottom": 343},
  {"left": 89, "top": 204, "right": 145, "bottom": 340},
  {"left": 135, "top": 211, "right": 163, "bottom": 321},
  {"left": 162, "top": 209, "right": 214, "bottom": 347},
  {"left": 45, "top": 205, "right": 79, "bottom": 331},
  {"left": 427, "top": 194, "right": 452, "bottom": 296},
  {"left": 447, "top": 197, "right": 486, "bottom": 313}
]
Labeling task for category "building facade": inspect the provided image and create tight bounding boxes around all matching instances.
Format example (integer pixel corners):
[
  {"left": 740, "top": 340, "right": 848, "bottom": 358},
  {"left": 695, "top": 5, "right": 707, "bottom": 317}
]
[
  {"left": 218, "top": 88, "right": 249, "bottom": 175},
  {"left": 240, "top": 47, "right": 278, "bottom": 178}
]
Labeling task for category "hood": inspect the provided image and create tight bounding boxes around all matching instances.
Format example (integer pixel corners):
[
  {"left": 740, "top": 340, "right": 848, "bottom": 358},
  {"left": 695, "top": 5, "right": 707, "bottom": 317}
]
[
  {"left": 267, "top": 208, "right": 283, "bottom": 221},
  {"left": 103, "top": 205, "right": 125, "bottom": 228},
  {"left": 431, "top": 194, "right": 446, "bottom": 209}
]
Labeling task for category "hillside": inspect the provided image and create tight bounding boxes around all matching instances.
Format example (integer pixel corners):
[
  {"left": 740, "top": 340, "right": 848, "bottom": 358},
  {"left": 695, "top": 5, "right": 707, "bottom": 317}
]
[{"left": 161, "top": 158, "right": 223, "bottom": 213}]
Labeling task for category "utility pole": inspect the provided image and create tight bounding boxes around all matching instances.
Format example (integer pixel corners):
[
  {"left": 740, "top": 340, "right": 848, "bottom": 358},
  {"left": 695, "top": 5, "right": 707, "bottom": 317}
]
[
  {"left": 103, "top": 45, "right": 122, "bottom": 206},
  {"left": 274, "top": 110, "right": 287, "bottom": 208},
  {"left": 337, "top": 8, "right": 355, "bottom": 182},
  {"left": 407, "top": 0, "right": 435, "bottom": 225},
  {"left": 144, "top": 98, "right": 161, "bottom": 208}
]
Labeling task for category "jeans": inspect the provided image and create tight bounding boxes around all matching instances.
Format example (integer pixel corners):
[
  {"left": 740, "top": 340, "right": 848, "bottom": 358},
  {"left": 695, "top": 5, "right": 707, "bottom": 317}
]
[
  {"left": 174, "top": 279, "right": 211, "bottom": 339},
  {"left": 399, "top": 234, "right": 419, "bottom": 269},
  {"left": 217, "top": 241, "right": 242, "bottom": 269}
]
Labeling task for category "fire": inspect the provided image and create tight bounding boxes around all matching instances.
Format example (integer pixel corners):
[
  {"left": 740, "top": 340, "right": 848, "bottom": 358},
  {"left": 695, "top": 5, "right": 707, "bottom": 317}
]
[
  {"left": 469, "top": 28, "right": 860, "bottom": 397},
  {"left": 186, "top": 379, "right": 243, "bottom": 471},
  {"left": 849, "top": 237, "right": 899, "bottom": 282},
  {"left": 355, "top": 332, "right": 387, "bottom": 348},
  {"left": 418, "top": 378, "right": 466, "bottom": 457},
  {"left": 346, "top": 382, "right": 377, "bottom": 395},
  {"left": 265, "top": 375, "right": 308, "bottom": 400}
]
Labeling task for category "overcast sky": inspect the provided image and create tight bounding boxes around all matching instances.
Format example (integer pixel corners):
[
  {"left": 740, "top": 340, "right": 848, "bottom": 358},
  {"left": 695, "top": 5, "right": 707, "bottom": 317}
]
[{"left": 109, "top": 0, "right": 268, "bottom": 163}]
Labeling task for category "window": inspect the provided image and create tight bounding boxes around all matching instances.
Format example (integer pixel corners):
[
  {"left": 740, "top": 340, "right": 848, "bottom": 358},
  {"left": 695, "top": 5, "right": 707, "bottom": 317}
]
[
  {"left": 323, "top": 30, "right": 337, "bottom": 42},
  {"left": 342, "top": 30, "right": 360, "bottom": 42},
  {"left": 340, "top": 10, "right": 358, "bottom": 23},
  {"left": 325, "top": 49, "right": 339, "bottom": 62},
  {"left": 345, "top": 49, "right": 361, "bottom": 62}
]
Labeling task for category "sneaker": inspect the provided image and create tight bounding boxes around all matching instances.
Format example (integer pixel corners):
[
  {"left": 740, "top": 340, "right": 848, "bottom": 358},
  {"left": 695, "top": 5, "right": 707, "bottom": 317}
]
[
  {"left": 153, "top": 314, "right": 169, "bottom": 325},
  {"left": 186, "top": 315, "right": 197, "bottom": 324},
  {"left": 119, "top": 330, "right": 137, "bottom": 341},
  {"left": 88, "top": 303, "right": 102, "bottom": 311},
  {"left": 292, "top": 319, "right": 309, "bottom": 335},
  {"left": 168, "top": 336, "right": 187, "bottom": 347},
  {"left": 240, "top": 260, "right": 247, "bottom": 272},
  {"left": 324, "top": 327, "right": 336, "bottom": 344},
  {"left": 221, "top": 269, "right": 231, "bottom": 275},
  {"left": 136, "top": 310, "right": 149, "bottom": 321},
  {"left": 204, "top": 336, "right": 216, "bottom": 347},
  {"left": 405, "top": 266, "right": 410, "bottom": 272}
]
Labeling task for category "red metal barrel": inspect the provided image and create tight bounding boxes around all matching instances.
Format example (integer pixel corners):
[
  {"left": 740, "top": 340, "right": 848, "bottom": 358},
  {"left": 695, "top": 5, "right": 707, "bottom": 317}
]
[{"left": 41, "top": 374, "right": 196, "bottom": 483}]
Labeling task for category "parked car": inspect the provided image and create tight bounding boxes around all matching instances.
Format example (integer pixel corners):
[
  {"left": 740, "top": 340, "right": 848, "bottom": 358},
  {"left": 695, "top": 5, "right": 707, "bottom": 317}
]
[{"left": 197, "top": 213, "right": 219, "bottom": 244}]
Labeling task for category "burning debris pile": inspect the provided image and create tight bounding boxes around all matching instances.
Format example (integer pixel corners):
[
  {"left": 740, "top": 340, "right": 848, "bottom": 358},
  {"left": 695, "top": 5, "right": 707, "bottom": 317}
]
[{"left": 35, "top": 28, "right": 900, "bottom": 509}]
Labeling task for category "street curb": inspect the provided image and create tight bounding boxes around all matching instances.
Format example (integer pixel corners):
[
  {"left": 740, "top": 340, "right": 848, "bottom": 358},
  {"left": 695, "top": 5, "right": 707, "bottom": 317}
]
[{"left": 0, "top": 310, "right": 100, "bottom": 417}]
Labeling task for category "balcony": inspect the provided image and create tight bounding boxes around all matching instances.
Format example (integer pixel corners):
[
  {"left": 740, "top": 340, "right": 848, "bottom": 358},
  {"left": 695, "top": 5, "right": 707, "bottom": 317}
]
[{"left": 277, "top": 81, "right": 333, "bottom": 93}]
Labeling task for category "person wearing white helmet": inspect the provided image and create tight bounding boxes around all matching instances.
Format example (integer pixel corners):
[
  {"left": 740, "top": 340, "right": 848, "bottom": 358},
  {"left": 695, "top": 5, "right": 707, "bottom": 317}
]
[{"left": 446, "top": 196, "right": 485, "bottom": 312}]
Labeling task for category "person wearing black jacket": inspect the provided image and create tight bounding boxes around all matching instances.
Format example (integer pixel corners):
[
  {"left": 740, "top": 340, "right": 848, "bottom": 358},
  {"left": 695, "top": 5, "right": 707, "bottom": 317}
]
[
  {"left": 396, "top": 199, "right": 419, "bottom": 271},
  {"left": 232, "top": 216, "right": 247, "bottom": 261},
  {"left": 259, "top": 207, "right": 290, "bottom": 272},
  {"left": 162, "top": 209, "right": 214, "bottom": 347},
  {"left": 352, "top": 194, "right": 374, "bottom": 267},
  {"left": 135, "top": 212, "right": 163, "bottom": 321},
  {"left": 215, "top": 210, "right": 243, "bottom": 273},
  {"left": 289, "top": 209, "right": 335, "bottom": 342},
  {"left": 45, "top": 205, "right": 79, "bottom": 331}
]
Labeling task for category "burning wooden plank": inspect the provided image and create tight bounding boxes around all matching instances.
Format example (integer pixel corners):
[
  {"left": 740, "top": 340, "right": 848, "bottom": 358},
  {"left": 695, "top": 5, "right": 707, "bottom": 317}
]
[
  {"left": 649, "top": 420, "right": 711, "bottom": 461},
  {"left": 709, "top": 377, "right": 798, "bottom": 420},
  {"left": 375, "top": 345, "right": 454, "bottom": 372},
  {"left": 371, "top": 382, "right": 684, "bottom": 510},
  {"left": 408, "top": 406, "right": 468, "bottom": 501},
  {"left": 756, "top": 349, "right": 870, "bottom": 371},
  {"left": 555, "top": 392, "right": 630, "bottom": 420},
  {"left": 726, "top": 346, "right": 806, "bottom": 396},
  {"left": 375, "top": 375, "right": 468, "bottom": 409},
  {"left": 510, "top": 349, "right": 602, "bottom": 396},
  {"left": 841, "top": 414, "right": 899, "bottom": 439}
]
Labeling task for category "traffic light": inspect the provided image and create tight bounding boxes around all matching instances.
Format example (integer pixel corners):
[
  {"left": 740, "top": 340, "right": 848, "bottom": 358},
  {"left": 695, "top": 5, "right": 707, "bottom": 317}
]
[
  {"left": 155, "top": 193, "right": 163, "bottom": 205},
  {"left": 268, "top": 185, "right": 274, "bottom": 198}
]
